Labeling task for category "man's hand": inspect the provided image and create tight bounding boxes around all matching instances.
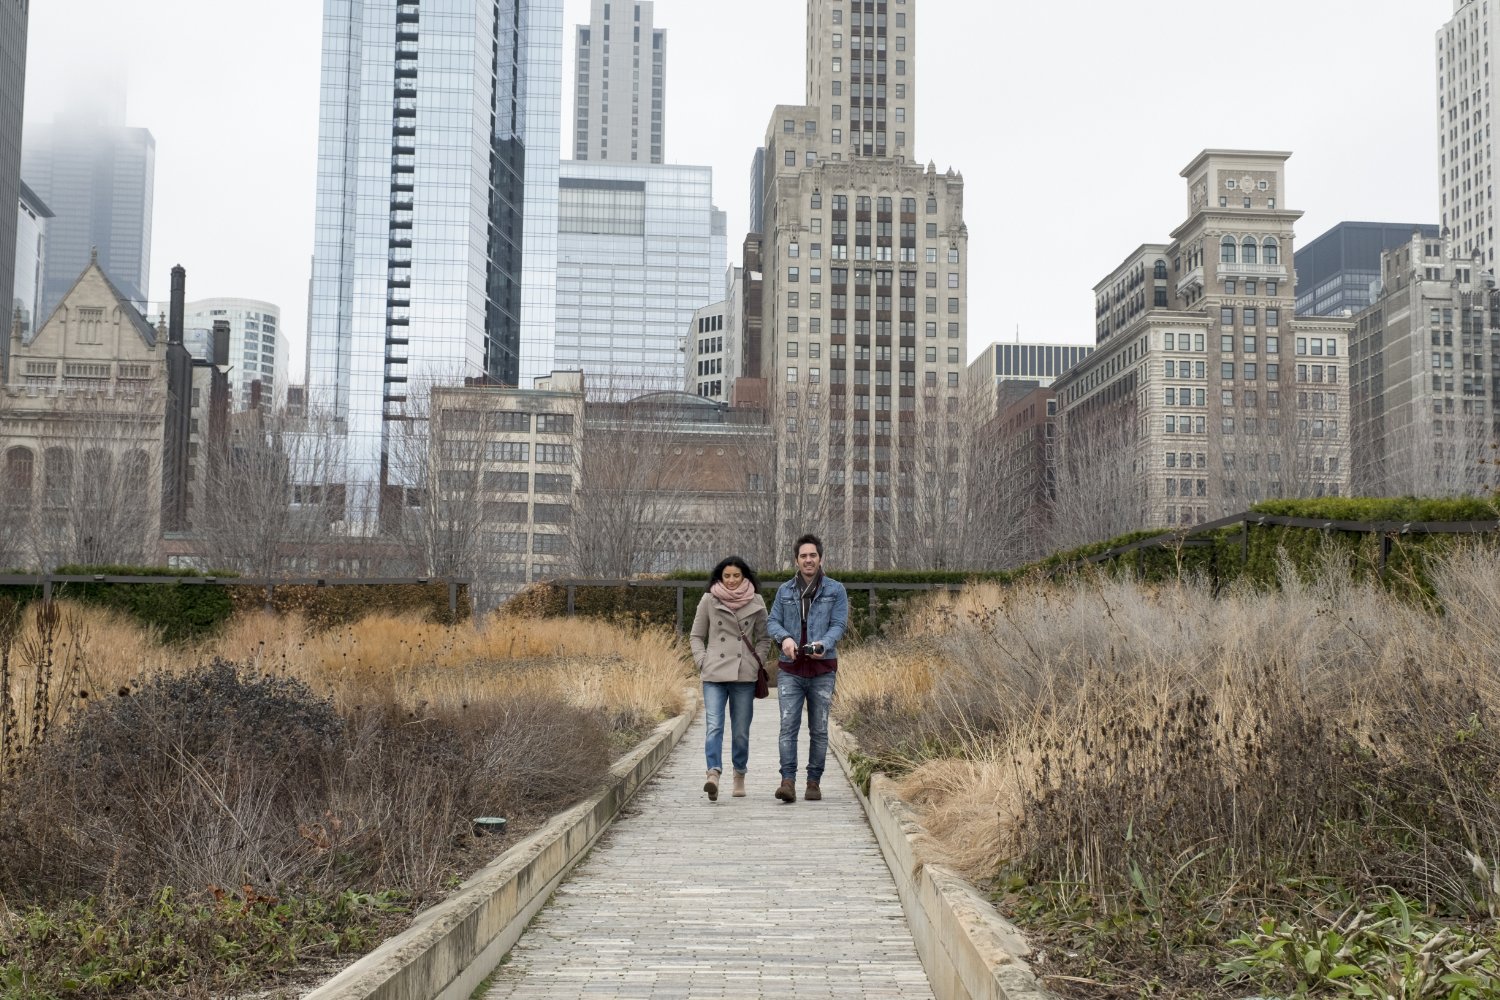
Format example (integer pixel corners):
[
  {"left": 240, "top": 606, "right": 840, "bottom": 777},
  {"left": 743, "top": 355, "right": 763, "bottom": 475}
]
[{"left": 781, "top": 637, "right": 798, "bottom": 659}]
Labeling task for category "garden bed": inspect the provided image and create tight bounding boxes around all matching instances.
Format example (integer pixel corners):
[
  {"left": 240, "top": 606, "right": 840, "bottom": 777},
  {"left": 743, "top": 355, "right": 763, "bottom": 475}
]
[
  {"left": 834, "top": 545, "right": 1500, "bottom": 999},
  {"left": 0, "top": 606, "right": 689, "bottom": 998}
]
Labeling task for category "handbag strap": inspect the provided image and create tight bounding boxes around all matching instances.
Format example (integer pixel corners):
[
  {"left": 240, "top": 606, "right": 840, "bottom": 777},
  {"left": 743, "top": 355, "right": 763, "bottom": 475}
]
[{"left": 733, "top": 617, "right": 764, "bottom": 670}]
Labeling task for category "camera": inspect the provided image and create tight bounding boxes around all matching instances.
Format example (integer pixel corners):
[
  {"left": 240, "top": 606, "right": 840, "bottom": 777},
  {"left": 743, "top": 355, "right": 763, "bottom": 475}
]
[{"left": 800, "top": 642, "right": 824, "bottom": 656}]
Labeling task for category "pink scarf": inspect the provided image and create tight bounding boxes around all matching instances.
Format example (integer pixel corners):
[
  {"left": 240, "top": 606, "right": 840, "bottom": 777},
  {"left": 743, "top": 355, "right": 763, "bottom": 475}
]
[{"left": 711, "top": 578, "right": 756, "bottom": 612}]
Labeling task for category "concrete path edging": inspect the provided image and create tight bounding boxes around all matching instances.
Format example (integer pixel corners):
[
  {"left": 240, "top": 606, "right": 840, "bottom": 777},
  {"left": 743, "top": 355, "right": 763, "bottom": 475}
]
[
  {"left": 305, "top": 686, "right": 700, "bottom": 1000},
  {"left": 829, "top": 722, "right": 1058, "bottom": 1000}
]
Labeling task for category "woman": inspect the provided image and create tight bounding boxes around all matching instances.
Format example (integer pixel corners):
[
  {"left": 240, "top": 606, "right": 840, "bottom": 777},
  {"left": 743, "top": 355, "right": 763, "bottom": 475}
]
[{"left": 689, "top": 556, "right": 771, "bottom": 801}]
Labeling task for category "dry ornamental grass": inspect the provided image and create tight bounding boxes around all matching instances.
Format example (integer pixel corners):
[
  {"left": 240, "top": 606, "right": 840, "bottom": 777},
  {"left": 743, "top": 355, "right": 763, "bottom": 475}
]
[
  {"left": 836, "top": 544, "right": 1500, "bottom": 999},
  {"left": 0, "top": 605, "right": 690, "bottom": 998}
]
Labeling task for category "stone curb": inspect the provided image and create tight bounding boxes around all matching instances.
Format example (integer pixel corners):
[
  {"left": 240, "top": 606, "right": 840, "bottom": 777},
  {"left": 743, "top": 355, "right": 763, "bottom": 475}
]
[
  {"left": 829, "top": 722, "right": 1058, "bottom": 1000},
  {"left": 305, "top": 685, "right": 701, "bottom": 1000}
]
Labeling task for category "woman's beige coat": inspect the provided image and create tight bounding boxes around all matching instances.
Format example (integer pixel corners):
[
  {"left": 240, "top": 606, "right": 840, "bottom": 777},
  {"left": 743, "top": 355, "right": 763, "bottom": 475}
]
[{"left": 689, "top": 592, "right": 772, "bottom": 683}]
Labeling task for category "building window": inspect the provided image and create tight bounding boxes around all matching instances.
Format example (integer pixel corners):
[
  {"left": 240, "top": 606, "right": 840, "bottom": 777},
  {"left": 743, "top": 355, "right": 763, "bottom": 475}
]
[{"left": 536, "top": 444, "right": 574, "bottom": 464}]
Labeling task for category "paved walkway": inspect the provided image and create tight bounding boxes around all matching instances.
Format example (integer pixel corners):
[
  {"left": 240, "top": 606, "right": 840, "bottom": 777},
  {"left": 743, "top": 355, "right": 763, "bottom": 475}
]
[{"left": 483, "top": 697, "right": 935, "bottom": 999}]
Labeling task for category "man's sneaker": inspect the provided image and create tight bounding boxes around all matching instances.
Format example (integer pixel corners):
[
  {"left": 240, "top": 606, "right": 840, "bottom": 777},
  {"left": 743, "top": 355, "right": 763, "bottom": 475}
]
[
  {"left": 775, "top": 779, "right": 796, "bottom": 802},
  {"left": 704, "top": 769, "right": 720, "bottom": 801},
  {"left": 805, "top": 780, "right": 822, "bottom": 801}
]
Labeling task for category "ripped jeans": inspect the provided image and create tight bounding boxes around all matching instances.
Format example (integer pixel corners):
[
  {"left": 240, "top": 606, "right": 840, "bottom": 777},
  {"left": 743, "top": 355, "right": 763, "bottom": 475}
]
[{"left": 776, "top": 671, "right": 837, "bottom": 782}]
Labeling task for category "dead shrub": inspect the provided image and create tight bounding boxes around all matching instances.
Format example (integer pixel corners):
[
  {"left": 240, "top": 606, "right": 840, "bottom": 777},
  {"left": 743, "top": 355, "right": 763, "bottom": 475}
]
[{"left": 0, "top": 661, "right": 613, "bottom": 907}]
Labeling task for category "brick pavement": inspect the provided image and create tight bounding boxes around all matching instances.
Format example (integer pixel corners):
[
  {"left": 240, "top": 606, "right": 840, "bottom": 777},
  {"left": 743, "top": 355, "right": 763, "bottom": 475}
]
[{"left": 482, "top": 696, "right": 935, "bottom": 999}]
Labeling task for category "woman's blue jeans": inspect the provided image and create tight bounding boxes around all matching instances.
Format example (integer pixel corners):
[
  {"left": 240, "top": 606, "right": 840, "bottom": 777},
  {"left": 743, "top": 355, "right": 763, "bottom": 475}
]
[{"left": 703, "top": 681, "right": 756, "bottom": 774}]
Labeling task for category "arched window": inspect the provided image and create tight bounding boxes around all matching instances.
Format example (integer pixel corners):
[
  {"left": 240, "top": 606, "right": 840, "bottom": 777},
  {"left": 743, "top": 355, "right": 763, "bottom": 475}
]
[
  {"left": 1242, "top": 238, "right": 1258, "bottom": 265},
  {"left": 1153, "top": 259, "right": 1168, "bottom": 280},
  {"left": 1220, "top": 237, "right": 1237, "bottom": 264},
  {"left": 81, "top": 449, "right": 112, "bottom": 509},
  {"left": 43, "top": 448, "right": 72, "bottom": 507},
  {"left": 123, "top": 451, "right": 150, "bottom": 502},
  {"left": 1263, "top": 238, "right": 1280, "bottom": 265},
  {"left": 4, "top": 447, "right": 33, "bottom": 506}
]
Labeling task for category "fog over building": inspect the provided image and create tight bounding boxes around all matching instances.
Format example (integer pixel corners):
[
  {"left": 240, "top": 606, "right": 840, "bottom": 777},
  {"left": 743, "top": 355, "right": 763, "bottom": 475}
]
[{"left": 22, "top": 101, "right": 155, "bottom": 326}]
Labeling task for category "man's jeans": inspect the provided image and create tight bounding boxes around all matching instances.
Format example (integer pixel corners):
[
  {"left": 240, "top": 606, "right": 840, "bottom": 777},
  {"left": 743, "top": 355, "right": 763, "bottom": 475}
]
[
  {"left": 703, "top": 681, "right": 756, "bottom": 774},
  {"left": 777, "top": 671, "right": 837, "bottom": 782}
]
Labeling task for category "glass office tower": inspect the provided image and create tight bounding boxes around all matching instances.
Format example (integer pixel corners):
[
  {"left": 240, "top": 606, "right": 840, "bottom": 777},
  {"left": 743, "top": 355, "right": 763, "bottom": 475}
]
[
  {"left": 307, "top": 0, "right": 562, "bottom": 518},
  {"left": 555, "top": 161, "right": 722, "bottom": 385}
]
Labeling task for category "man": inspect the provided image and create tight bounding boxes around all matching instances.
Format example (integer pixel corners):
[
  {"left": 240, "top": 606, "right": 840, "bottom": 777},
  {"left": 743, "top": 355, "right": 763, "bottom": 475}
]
[{"left": 766, "top": 534, "right": 848, "bottom": 802}]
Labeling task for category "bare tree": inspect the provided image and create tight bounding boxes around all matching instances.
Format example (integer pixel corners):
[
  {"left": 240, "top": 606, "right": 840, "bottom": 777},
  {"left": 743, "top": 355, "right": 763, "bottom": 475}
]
[
  {"left": 384, "top": 381, "right": 520, "bottom": 608},
  {"left": 1048, "top": 404, "right": 1148, "bottom": 552},
  {"left": 770, "top": 384, "right": 844, "bottom": 571},
  {"left": 0, "top": 446, "right": 41, "bottom": 570},
  {"left": 891, "top": 393, "right": 967, "bottom": 570},
  {"left": 960, "top": 410, "right": 1052, "bottom": 571},
  {"left": 1264, "top": 386, "right": 1348, "bottom": 502},
  {"left": 572, "top": 391, "right": 710, "bottom": 578},
  {"left": 192, "top": 405, "right": 352, "bottom": 578},
  {"left": 31, "top": 388, "right": 165, "bottom": 568},
  {"left": 1377, "top": 405, "right": 1498, "bottom": 498}
]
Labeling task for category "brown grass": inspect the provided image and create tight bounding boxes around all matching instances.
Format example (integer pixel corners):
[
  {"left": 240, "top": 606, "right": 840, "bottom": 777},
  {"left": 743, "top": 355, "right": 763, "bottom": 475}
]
[
  {"left": 836, "top": 545, "right": 1500, "bottom": 996},
  {"left": 3, "top": 606, "right": 688, "bottom": 746}
]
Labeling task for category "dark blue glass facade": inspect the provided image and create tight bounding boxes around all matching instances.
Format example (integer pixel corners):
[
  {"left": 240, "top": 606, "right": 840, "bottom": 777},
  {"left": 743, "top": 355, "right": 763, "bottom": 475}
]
[
  {"left": 1295, "top": 221, "right": 1439, "bottom": 317},
  {"left": 991, "top": 343, "right": 1093, "bottom": 381}
]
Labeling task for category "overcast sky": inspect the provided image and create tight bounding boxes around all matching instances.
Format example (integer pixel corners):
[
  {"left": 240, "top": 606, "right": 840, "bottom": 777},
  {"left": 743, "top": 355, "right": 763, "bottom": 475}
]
[{"left": 22, "top": 0, "right": 1449, "bottom": 381}]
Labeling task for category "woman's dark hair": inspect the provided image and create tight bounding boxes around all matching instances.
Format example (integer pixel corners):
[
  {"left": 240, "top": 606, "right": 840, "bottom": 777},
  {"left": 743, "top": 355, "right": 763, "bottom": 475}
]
[{"left": 708, "top": 555, "right": 761, "bottom": 591}]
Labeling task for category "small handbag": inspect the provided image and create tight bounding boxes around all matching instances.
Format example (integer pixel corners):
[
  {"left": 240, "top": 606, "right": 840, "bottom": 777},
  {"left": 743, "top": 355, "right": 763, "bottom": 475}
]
[{"left": 737, "top": 620, "right": 770, "bottom": 699}]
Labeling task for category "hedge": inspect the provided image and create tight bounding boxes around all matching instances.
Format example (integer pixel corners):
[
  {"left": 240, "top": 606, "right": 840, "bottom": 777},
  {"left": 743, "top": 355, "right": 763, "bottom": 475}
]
[
  {"left": 27, "top": 566, "right": 236, "bottom": 643},
  {"left": 502, "top": 496, "right": 1500, "bottom": 635},
  {"left": 502, "top": 576, "right": 957, "bottom": 639},
  {"left": 0, "top": 568, "right": 472, "bottom": 640},
  {"left": 226, "top": 581, "right": 471, "bottom": 629},
  {"left": 1014, "top": 496, "right": 1500, "bottom": 604}
]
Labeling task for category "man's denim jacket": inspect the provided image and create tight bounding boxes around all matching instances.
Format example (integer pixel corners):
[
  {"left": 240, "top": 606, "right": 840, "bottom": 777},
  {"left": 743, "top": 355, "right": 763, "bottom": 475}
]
[{"left": 766, "top": 574, "right": 848, "bottom": 663}]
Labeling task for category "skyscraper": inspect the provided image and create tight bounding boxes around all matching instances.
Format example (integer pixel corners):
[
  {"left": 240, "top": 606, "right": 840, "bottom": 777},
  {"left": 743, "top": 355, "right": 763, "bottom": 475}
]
[
  {"left": 305, "top": 0, "right": 562, "bottom": 520},
  {"left": 182, "top": 298, "right": 286, "bottom": 410},
  {"left": 13, "top": 180, "right": 51, "bottom": 340},
  {"left": 572, "top": 0, "right": 665, "bottom": 164},
  {"left": 22, "top": 108, "right": 155, "bottom": 324},
  {"left": 757, "top": 0, "right": 969, "bottom": 569},
  {"left": 1438, "top": 2, "right": 1495, "bottom": 266},
  {"left": 555, "top": 160, "right": 721, "bottom": 384},
  {"left": 1, "top": 0, "right": 29, "bottom": 377}
]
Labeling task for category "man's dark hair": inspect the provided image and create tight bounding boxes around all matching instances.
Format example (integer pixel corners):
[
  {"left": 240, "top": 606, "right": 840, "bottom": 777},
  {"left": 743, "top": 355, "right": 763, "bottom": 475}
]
[
  {"left": 794, "top": 534, "right": 823, "bottom": 558},
  {"left": 708, "top": 555, "right": 761, "bottom": 591}
]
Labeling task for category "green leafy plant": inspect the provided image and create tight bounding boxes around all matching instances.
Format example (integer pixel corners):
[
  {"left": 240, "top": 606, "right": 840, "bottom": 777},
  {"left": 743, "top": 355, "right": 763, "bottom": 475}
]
[{"left": 1219, "top": 891, "right": 1499, "bottom": 999}]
